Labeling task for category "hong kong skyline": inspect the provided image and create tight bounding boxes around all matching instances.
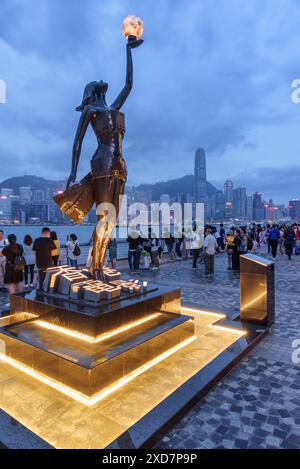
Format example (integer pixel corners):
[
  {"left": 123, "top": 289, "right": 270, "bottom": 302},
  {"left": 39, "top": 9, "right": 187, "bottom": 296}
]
[{"left": 1, "top": 0, "right": 300, "bottom": 204}]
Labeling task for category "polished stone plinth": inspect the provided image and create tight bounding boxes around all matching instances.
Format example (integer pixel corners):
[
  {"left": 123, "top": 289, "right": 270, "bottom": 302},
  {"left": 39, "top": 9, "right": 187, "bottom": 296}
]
[
  {"left": 0, "top": 286, "right": 194, "bottom": 401},
  {"left": 240, "top": 253, "right": 275, "bottom": 327},
  {"left": 0, "top": 304, "right": 255, "bottom": 448}
]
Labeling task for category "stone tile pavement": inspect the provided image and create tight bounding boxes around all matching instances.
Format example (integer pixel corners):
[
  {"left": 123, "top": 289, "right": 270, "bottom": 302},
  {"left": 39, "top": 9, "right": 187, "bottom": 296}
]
[
  {"left": 0, "top": 250, "right": 299, "bottom": 449},
  {"left": 130, "top": 250, "right": 300, "bottom": 449}
]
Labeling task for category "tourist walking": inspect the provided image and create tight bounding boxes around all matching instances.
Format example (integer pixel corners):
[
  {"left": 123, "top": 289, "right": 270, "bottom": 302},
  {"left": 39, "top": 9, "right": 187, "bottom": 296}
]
[
  {"left": 259, "top": 227, "right": 267, "bottom": 254},
  {"left": 23, "top": 234, "right": 36, "bottom": 288},
  {"left": 190, "top": 226, "right": 203, "bottom": 269},
  {"left": 182, "top": 228, "right": 191, "bottom": 259},
  {"left": 268, "top": 224, "right": 280, "bottom": 260},
  {"left": 0, "top": 234, "right": 24, "bottom": 295},
  {"left": 127, "top": 231, "right": 141, "bottom": 273},
  {"left": 51, "top": 231, "right": 60, "bottom": 267},
  {"left": 165, "top": 232, "right": 175, "bottom": 260},
  {"left": 226, "top": 228, "right": 235, "bottom": 270},
  {"left": 0, "top": 229, "right": 8, "bottom": 291},
  {"left": 66, "top": 234, "right": 80, "bottom": 269},
  {"left": 33, "top": 228, "right": 56, "bottom": 290},
  {"left": 232, "top": 229, "right": 242, "bottom": 271},
  {"left": 295, "top": 224, "right": 300, "bottom": 255},
  {"left": 203, "top": 229, "right": 218, "bottom": 276},
  {"left": 219, "top": 224, "right": 226, "bottom": 251},
  {"left": 108, "top": 238, "right": 117, "bottom": 270},
  {"left": 284, "top": 226, "right": 295, "bottom": 261},
  {"left": 175, "top": 237, "right": 182, "bottom": 258},
  {"left": 150, "top": 234, "right": 160, "bottom": 269}
]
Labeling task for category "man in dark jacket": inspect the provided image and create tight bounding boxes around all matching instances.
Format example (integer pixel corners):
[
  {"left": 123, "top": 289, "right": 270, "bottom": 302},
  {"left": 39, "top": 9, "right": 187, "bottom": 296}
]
[
  {"left": 284, "top": 226, "right": 295, "bottom": 261},
  {"left": 33, "top": 227, "right": 56, "bottom": 290}
]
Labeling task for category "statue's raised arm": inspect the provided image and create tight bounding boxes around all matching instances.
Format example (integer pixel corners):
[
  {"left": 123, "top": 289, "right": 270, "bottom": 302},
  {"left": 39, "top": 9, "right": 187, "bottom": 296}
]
[
  {"left": 54, "top": 18, "right": 144, "bottom": 277},
  {"left": 111, "top": 37, "right": 143, "bottom": 111}
]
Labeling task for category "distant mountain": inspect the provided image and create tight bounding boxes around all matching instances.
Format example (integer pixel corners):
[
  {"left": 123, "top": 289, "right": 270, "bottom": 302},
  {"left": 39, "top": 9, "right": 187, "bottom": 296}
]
[
  {"left": 135, "top": 175, "right": 194, "bottom": 200},
  {"left": 134, "top": 174, "right": 218, "bottom": 200},
  {"left": 0, "top": 175, "right": 65, "bottom": 195},
  {"left": 0, "top": 174, "right": 219, "bottom": 200}
]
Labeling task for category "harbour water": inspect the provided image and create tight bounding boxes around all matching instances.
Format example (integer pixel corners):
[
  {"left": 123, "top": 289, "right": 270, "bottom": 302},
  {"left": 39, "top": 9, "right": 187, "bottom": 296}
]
[{"left": 0, "top": 225, "right": 95, "bottom": 244}]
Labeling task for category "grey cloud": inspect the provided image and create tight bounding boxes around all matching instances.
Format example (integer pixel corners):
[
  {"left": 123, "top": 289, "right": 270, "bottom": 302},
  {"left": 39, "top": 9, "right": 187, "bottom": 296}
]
[{"left": 0, "top": 0, "right": 300, "bottom": 203}]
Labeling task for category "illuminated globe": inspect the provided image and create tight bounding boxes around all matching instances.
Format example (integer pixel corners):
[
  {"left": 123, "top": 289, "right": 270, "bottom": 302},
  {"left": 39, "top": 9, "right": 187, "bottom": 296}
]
[{"left": 122, "top": 15, "right": 144, "bottom": 40}]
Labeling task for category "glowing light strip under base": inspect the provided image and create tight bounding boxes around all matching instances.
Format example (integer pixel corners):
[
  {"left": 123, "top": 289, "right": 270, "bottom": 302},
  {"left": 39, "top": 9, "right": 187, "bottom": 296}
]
[
  {"left": 181, "top": 307, "right": 226, "bottom": 319},
  {"left": 209, "top": 324, "right": 246, "bottom": 336},
  {"left": 35, "top": 313, "right": 160, "bottom": 344},
  {"left": 0, "top": 335, "right": 196, "bottom": 406}
]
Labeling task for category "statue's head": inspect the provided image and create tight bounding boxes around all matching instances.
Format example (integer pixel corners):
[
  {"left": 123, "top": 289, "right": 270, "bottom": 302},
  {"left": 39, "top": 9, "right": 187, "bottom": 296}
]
[{"left": 76, "top": 80, "right": 108, "bottom": 111}]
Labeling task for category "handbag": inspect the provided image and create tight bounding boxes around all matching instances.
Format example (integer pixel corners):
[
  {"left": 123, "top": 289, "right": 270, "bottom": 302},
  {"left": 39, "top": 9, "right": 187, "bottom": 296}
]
[
  {"left": 12, "top": 246, "right": 25, "bottom": 272},
  {"left": 14, "top": 255, "right": 26, "bottom": 271}
]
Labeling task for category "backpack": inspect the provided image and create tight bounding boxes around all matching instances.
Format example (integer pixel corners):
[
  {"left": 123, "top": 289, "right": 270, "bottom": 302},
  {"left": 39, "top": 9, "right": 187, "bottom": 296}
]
[
  {"left": 72, "top": 242, "right": 81, "bottom": 257},
  {"left": 10, "top": 245, "right": 25, "bottom": 272}
]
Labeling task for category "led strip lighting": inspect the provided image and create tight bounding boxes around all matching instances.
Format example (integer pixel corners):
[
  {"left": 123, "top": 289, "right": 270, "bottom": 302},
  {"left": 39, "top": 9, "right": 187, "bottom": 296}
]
[
  {"left": 181, "top": 306, "right": 226, "bottom": 319},
  {"left": 35, "top": 313, "right": 161, "bottom": 344},
  {"left": 209, "top": 324, "right": 246, "bottom": 336},
  {"left": 0, "top": 334, "right": 196, "bottom": 407}
]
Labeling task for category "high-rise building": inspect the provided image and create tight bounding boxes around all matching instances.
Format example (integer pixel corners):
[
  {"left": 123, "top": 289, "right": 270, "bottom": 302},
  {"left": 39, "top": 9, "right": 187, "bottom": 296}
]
[
  {"left": 253, "top": 192, "right": 265, "bottom": 221},
  {"left": 194, "top": 148, "right": 207, "bottom": 203},
  {"left": 0, "top": 195, "right": 11, "bottom": 222},
  {"left": 33, "top": 189, "right": 45, "bottom": 202},
  {"left": 233, "top": 187, "right": 247, "bottom": 219},
  {"left": 160, "top": 194, "right": 171, "bottom": 205},
  {"left": 29, "top": 202, "right": 49, "bottom": 222},
  {"left": 246, "top": 196, "right": 253, "bottom": 221},
  {"left": 289, "top": 200, "right": 300, "bottom": 221},
  {"left": 215, "top": 190, "right": 225, "bottom": 221},
  {"left": 10, "top": 196, "right": 21, "bottom": 223},
  {"left": 1, "top": 188, "right": 14, "bottom": 198},
  {"left": 224, "top": 180, "right": 233, "bottom": 219},
  {"left": 19, "top": 187, "right": 32, "bottom": 204}
]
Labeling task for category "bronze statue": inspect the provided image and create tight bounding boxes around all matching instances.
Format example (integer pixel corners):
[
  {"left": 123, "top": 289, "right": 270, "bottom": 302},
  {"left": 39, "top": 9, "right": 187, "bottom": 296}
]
[{"left": 54, "top": 34, "right": 143, "bottom": 277}]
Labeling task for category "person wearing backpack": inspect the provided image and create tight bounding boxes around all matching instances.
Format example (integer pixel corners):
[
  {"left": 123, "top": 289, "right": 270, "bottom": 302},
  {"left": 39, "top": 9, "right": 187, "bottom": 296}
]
[
  {"left": 284, "top": 226, "right": 295, "bottom": 261},
  {"left": 66, "top": 233, "right": 81, "bottom": 269},
  {"left": 0, "top": 234, "right": 24, "bottom": 294},
  {"left": 268, "top": 224, "right": 280, "bottom": 260},
  {"left": 23, "top": 234, "right": 36, "bottom": 288}
]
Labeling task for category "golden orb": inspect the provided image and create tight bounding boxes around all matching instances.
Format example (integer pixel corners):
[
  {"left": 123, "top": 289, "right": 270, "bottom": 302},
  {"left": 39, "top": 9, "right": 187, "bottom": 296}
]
[{"left": 122, "top": 15, "right": 144, "bottom": 39}]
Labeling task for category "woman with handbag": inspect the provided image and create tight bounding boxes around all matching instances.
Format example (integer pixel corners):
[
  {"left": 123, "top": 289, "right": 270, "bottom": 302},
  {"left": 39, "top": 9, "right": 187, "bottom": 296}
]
[
  {"left": 23, "top": 234, "right": 36, "bottom": 288},
  {"left": 0, "top": 234, "right": 24, "bottom": 294}
]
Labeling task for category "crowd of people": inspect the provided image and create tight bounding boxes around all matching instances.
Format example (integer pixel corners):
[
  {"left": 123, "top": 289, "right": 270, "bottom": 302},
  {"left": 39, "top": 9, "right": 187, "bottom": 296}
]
[
  {"left": 0, "top": 228, "right": 81, "bottom": 294},
  {"left": 0, "top": 222, "right": 299, "bottom": 293},
  {"left": 125, "top": 222, "right": 300, "bottom": 277}
]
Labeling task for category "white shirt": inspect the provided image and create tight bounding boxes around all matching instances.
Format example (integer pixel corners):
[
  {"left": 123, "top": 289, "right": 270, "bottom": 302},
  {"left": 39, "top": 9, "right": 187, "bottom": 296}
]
[
  {"left": 0, "top": 238, "right": 8, "bottom": 258},
  {"left": 203, "top": 234, "right": 218, "bottom": 255},
  {"left": 66, "top": 240, "right": 79, "bottom": 260},
  {"left": 189, "top": 232, "right": 204, "bottom": 249}
]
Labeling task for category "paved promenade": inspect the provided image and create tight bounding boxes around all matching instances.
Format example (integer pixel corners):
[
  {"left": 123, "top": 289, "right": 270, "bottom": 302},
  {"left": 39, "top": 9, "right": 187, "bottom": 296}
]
[
  {"left": 133, "top": 251, "right": 300, "bottom": 449},
  {"left": 0, "top": 251, "right": 299, "bottom": 449}
]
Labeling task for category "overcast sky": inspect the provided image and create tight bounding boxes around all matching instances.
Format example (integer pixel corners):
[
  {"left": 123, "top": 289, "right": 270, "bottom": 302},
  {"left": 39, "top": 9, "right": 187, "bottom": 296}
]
[{"left": 0, "top": 0, "right": 300, "bottom": 204}]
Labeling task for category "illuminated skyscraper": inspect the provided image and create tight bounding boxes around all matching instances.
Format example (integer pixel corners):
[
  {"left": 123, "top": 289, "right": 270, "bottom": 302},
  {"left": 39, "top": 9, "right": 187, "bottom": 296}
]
[
  {"left": 194, "top": 148, "right": 207, "bottom": 203},
  {"left": 224, "top": 179, "right": 233, "bottom": 219}
]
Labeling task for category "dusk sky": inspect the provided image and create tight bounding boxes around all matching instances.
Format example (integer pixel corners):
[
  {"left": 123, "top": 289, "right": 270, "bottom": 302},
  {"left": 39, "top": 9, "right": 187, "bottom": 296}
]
[{"left": 0, "top": 0, "right": 300, "bottom": 204}]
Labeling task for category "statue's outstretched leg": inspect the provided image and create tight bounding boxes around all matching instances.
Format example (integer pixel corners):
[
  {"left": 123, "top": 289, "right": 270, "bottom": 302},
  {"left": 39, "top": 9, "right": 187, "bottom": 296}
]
[{"left": 91, "top": 176, "right": 125, "bottom": 277}]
